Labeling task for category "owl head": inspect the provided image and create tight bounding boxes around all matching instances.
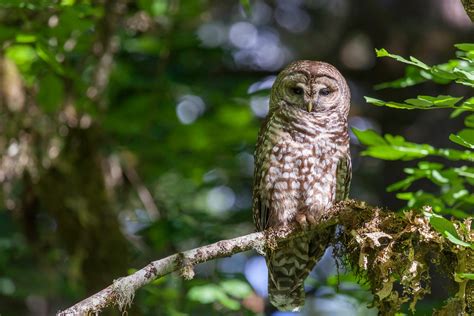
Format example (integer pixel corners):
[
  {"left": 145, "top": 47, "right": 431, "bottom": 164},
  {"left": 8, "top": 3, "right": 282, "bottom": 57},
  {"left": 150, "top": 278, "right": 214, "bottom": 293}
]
[{"left": 270, "top": 60, "right": 350, "bottom": 116}]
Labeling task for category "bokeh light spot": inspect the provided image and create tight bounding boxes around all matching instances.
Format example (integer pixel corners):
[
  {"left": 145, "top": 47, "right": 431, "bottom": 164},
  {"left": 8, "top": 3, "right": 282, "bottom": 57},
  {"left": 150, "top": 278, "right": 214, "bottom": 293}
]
[
  {"left": 206, "top": 185, "right": 236, "bottom": 213},
  {"left": 176, "top": 95, "right": 205, "bottom": 125}
]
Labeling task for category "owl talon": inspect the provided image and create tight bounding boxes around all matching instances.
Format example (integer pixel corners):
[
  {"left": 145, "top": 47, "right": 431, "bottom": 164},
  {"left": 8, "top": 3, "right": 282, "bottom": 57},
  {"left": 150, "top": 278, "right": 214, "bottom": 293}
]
[{"left": 295, "top": 211, "right": 317, "bottom": 230}]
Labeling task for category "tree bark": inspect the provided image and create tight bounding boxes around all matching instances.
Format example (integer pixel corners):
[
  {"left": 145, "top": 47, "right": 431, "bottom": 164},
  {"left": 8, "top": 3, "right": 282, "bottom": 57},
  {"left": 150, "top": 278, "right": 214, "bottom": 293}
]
[{"left": 58, "top": 200, "right": 473, "bottom": 316}]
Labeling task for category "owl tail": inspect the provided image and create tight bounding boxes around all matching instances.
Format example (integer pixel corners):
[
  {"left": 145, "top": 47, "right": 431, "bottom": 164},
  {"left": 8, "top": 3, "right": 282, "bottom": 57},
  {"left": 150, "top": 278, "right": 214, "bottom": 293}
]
[{"left": 266, "top": 236, "right": 317, "bottom": 311}]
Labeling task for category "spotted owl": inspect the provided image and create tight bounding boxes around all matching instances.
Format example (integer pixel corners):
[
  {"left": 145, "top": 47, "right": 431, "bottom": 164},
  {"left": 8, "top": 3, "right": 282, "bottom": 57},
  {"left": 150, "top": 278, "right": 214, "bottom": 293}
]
[{"left": 252, "top": 60, "right": 351, "bottom": 311}]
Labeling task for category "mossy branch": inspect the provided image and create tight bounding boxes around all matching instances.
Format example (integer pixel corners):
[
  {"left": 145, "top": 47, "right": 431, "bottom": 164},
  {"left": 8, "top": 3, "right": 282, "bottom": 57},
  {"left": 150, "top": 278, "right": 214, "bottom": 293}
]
[{"left": 57, "top": 200, "right": 473, "bottom": 316}]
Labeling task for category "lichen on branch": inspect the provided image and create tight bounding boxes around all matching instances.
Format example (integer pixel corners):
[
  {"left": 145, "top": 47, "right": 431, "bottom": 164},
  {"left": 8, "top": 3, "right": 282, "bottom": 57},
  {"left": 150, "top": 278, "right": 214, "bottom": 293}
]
[{"left": 58, "top": 200, "right": 473, "bottom": 316}]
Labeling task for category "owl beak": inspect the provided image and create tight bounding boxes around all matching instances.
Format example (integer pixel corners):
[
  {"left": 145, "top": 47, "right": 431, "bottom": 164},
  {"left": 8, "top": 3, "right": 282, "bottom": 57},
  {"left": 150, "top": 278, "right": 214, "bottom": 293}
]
[{"left": 307, "top": 102, "right": 313, "bottom": 112}]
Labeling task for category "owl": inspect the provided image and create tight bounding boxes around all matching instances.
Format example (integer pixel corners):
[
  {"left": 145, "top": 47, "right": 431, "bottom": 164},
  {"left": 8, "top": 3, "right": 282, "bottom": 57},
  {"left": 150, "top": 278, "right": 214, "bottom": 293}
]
[{"left": 252, "top": 60, "right": 351, "bottom": 311}]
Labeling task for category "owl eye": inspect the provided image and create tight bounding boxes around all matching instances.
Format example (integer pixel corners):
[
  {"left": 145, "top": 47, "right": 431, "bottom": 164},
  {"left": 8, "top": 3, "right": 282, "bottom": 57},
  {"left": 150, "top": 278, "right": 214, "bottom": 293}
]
[
  {"left": 290, "top": 87, "right": 304, "bottom": 95},
  {"left": 319, "top": 88, "right": 331, "bottom": 96}
]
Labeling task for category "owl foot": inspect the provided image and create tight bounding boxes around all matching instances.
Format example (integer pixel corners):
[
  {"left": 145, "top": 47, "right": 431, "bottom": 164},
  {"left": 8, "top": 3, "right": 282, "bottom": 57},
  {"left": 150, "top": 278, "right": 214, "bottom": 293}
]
[{"left": 295, "top": 211, "right": 317, "bottom": 230}]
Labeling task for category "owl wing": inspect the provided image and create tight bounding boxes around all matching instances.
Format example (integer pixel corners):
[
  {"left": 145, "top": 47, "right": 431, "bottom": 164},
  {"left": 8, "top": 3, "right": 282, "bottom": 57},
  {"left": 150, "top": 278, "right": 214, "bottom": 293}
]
[
  {"left": 335, "top": 150, "right": 352, "bottom": 201},
  {"left": 252, "top": 115, "right": 273, "bottom": 232}
]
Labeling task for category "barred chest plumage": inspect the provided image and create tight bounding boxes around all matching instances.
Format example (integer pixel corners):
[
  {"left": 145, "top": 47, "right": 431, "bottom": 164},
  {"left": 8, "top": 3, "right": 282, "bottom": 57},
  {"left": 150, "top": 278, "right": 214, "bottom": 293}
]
[{"left": 257, "top": 108, "right": 348, "bottom": 228}]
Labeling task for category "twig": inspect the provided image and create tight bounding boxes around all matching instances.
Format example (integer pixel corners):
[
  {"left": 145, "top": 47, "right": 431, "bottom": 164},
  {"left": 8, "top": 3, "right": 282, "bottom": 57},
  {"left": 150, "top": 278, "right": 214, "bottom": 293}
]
[
  {"left": 122, "top": 161, "right": 160, "bottom": 220},
  {"left": 57, "top": 200, "right": 354, "bottom": 315}
]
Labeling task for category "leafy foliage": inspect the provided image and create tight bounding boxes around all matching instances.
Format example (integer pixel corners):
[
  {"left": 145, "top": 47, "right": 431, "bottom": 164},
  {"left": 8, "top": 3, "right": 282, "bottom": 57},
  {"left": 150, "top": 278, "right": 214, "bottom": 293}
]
[
  {"left": 187, "top": 279, "right": 252, "bottom": 311},
  {"left": 353, "top": 44, "right": 474, "bottom": 315},
  {"left": 374, "top": 45, "right": 474, "bottom": 89},
  {"left": 356, "top": 45, "right": 474, "bottom": 219}
]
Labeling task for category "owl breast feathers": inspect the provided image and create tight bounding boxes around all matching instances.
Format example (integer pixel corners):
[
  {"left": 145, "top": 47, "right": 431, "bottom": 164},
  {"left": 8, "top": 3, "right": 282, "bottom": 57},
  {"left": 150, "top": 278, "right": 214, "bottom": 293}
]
[{"left": 252, "top": 60, "right": 351, "bottom": 311}]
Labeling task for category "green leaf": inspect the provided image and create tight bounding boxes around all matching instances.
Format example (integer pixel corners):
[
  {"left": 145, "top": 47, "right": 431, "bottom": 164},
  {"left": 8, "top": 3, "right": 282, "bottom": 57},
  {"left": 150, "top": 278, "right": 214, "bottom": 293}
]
[
  {"left": 15, "top": 34, "right": 36, "bottom": 43},
  {"left": 187, "top": 283, "right": 241, "bottom": 310},
  {"left": 409, "top": 56, "right": 430, "bottom": 70},
  {"left": 430, "top": 170, "right": 449, "bottom": 184},
  {"left": 188, "top": 284, "right": 223, "bottom": 304},
  {"left": 387, "top": 176, "right": 417, "bottom": 192},
  {"left": 36, "top": 42, "right": 65, "bottom": 75},
  {"left": 363, "top": 96, "right": 385, "bottom": 106},
  {"left": 418, "top": 161, "right": 444, "bottom": 170},
  {"left": 375, "top": 48, "right": 430, "bottom": 70},
  {"left": 436, "top": 148, "right": 474, "bottom": 161},
  {"left": 405, "top": 98, "right": 432, "bottom": 107},
  {"left": 374, "top": 66, "right": 426, "bottom": 90},
  {"left": 37, "top": 73, "right": 64, "bottom": 112},
  {"left": 366, "top": 95, "right": 466, "bottom": 111},
  {"left": 424, "top": 212, "right": 473, "bottom": 248},
  {"left": 465, "top": 114, "right": 474, "bottom": 128},
  {"left": 453, "top": 68, "right": 474, "bottom": 81},
  {"left": 352, "top": 128, "right": 386, "bottom": 146},
  {"left": 463, "top": 97, "right": 474, "bottom": 109},
  {"left": 445, "top": 231, "right": 473, "bottom": 248},
  {"left": 424, "top": 211, "right": 460, "bottom": 239},
  {"left": 363, "top": 146, "right": 409, "bottom": 160},
  {"left": 455, "top": 43, "right": 474, "bottom": 52},
  {"left": 421, "top": 95, "right": 463, "bottom": 106},
  {"left": 456, "top": 273, "right": 474, "bottom": 280},
  {"left": 240, "top": 0, "right": 251, "bottom": 16},
  {"left": 354, "top": 129, "right": 436, "bottom": 160},
  {"left": 217, "top": 295, "right": 240, "bottom": 310},
  {"left": 4, "top": 44, "right": 37, "bottom": 68},
  {"left": 454, "top": 166, "right": 474, "bottom": 180},
  {"left": 373, "top": 47, "right": 474, "bottom": 89},
  {"left": 220, "top": 279, "right": 252, "bottom": 299},
  {"left": 396, "top": 192, "right": 414, "bottom": 200},
  {"left": 61, "top": 0, "right": 76, "bottom": 5},
  {"left": 449, "top": 129, "right": 474, "bottom": 149}
]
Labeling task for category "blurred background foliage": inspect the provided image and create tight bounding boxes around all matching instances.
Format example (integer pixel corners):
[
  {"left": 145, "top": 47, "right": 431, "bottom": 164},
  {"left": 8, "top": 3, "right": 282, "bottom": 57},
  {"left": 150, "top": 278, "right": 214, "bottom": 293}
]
[{"left": 0, "top": 0, "right": 472, "bottom": 315}]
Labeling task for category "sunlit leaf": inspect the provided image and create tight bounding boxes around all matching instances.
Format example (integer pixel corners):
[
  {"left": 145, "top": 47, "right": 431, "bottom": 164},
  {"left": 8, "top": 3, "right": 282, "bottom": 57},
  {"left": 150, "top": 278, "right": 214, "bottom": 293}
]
[
  {"left": 188, "top": 284, "right": 223, "bottom": 304},
  {"left": 4, "top": 44, "right": 37, "bottom": 68},
  {"left": 61, "top": 0, "right": 76, "bottom": 6},
  {"left": 456, "top": 273, "right": 474, "bottom": 280},
  {"left": 187, "top": 283, "right": 242, "bottom": 310},
  {"left": 354, "top": 129, "right": 436, "bottom": 160},
  {"left": 220, "top": 279, "right": 252, "bottom": 299},
  {"left": 418, "top": 161, "right": 444, "bottom": 170},
  {"left": 424, "top": 212, "right": 459, "bottom": 239},
  {"left": 375, "top": 48, "right": 430, "bottom": 70},
  {"left": 373, "top": 46, "right": 474, "bottom": 89},
  {"left": 352, "top": 128, "right": 386, "bottom": 146},
  {"left": 15, "top": 34, "right": 36, "bottom": 43},
  {"left": 386, "top": 176, "right": 417, "bottom": 192},
  {"left": 445, "top": 231, "right": 473, "bottom": 248},
  {"left": 455, "top": 43, "right": 474, "bottom": 52},
  {"left": 449, "top": 129, "right": 474, "bottom": 149},
  {"left": 365, "top": 95, "right": 466, "bottom": 111}
]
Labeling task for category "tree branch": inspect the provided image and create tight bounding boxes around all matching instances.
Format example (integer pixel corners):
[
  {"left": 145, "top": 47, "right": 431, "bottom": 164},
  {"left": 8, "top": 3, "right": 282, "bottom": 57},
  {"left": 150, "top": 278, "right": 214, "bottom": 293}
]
[
  {"left": 57, "top": 231, "right": 264, "bottom": 316},
  {"left": 57, "top": 200, "right": 473, "bottom": 316}
]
